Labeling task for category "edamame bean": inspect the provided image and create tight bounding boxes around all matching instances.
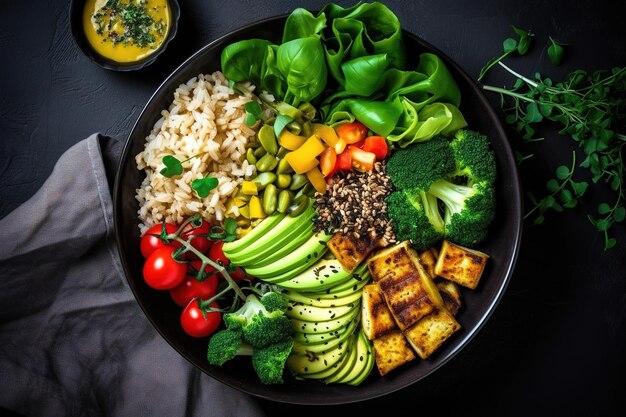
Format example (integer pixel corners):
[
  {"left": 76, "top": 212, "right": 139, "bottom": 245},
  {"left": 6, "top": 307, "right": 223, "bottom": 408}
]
[
  {"left": 262, "top": 184, "right": 278, "bottom": 215},
  {"left": 255, "top": 153, "right": 278, "bottom": 172},
  {"left": 251, "top": 172, "right": 276, "bottom": 190},
  {"left": 257, "top": 125, "right": 278, "bottom": 155},
  {"left": 276, "top": 174, "right": 291, "bottom": 189},
  {"left": 286, "top": 195, "right": 309, "bottom": 217},
  {"left": 276, "top": 158, "right": 294, "bottom": 174},
  {"left": 298, "top": 102, "right": 316, "bottom": 121},
  {"left": 288, "top": 173, "right": 308, "bottom": 191},
  {"left": 276, "top": 146, "right": 289, "bottom": 159},
  {"left": 277, "top": 189, "right": 294, "bottom": 213},
  {"left": 246, "top": 148, "right": 257, "bottom": 165},
  {"left": 253, "top": 146, "right": 267, "bottom": 158},
  {"left": 294, "top": 182, "right": 315, "bottom": 198}
]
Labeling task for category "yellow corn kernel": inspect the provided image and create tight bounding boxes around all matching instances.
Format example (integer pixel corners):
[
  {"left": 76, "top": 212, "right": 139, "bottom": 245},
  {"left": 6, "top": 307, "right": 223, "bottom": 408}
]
[
  {"left": 279, "top": 130, "right": 307, "bottom": 151},
  {"left": 249, "top": 195, "right": 267, "bottom": 219},
  {"left": 241, "top": 181, "right": 258, "bottom": 195},
  {"left": 306, "top": 166, "right": 327, "bottom": 194}
]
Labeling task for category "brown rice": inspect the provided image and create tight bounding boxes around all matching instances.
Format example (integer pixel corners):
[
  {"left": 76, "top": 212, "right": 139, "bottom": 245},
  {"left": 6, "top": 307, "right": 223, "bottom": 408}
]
[{"left": 135, "top": 71, "right": 258, "bottom": 234}]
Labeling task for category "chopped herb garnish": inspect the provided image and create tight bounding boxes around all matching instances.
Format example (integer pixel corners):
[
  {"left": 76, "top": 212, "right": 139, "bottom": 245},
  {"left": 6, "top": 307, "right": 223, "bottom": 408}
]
[{"left": 91, "top": 0, "right": 164, "bottom": 48}]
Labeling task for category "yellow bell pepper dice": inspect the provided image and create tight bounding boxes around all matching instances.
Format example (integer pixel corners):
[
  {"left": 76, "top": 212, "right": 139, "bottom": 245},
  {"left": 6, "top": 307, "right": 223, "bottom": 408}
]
[
  {"left": 241, "top": 181, "right": 258, "bottom": 195},
  {"left": 285, "top": 151, "right": 319, "bottom": 174},
  {"left": 278, "top": 130, "right": 307, "bottom": 151},
  {"left": 284, "top": 135, "right": 326, "bottom": 174},
  {"left": 312, "top": 123, "right": 340, "bottom": 147},
  {"left": 249, "top": 195, "right": 267, "bottom": 219},
  {"left": 300, "top": 134, "right": 326, "bottom": 155},
  {"left": 306, "top": 166, "right": 327, "bottom": 194}
]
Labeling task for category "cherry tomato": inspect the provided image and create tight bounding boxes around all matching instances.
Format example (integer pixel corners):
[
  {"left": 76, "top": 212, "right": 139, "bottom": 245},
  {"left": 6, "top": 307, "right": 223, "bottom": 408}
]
[
  {"left": 140, "top": 223, "right": 180, "bottom": 259},
  {"left": 181, "top": 300, "right": 221, "bottom": 338},
  {"left": 189, "top": 259, "right": 217, "bottom": 279},
  {"left": 181, "top": 219, "right": 213, "bottom": 259},
  {"left": 347, "top": 145, "right": 376, "bottom": 172},
  {"left": 319, "top": 146, "right": 338, "bottom": 177},
  {"left": 361, "top": 136, "right": 389, "bottom": 160},
  {"left": 143, "top": 246, "right": 187, "bottom": 290},
  {"left": 229, "top": 266, "right": 249, "bottom": 281},
  {"left": 209, "top": 240, "right": 229, "bottom": 266},
  {"left": 169, "top": 274, "right": 218, "bottom": 307},
  {"left": 336, "top": 121, "right": 368, "bottom": 144},
  {"left": 336, "top": 150, "right": 353, "bottom": 172}
]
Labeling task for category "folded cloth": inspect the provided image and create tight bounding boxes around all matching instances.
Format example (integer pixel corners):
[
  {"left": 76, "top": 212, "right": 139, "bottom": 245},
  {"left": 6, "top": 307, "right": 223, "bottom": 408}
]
[{"left": 0, "top": 134, "right": 266, "bottom": 417}]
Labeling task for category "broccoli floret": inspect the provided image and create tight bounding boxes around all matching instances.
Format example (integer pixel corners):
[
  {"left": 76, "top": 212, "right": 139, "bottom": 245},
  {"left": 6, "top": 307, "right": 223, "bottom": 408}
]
[
  {"left": 259, "top": 291, "right": 289, "bottom": 313},
  {"left": 385, "top": 129, "right": 497, "bottom": 249},
  {"left": 223, "top": 293, "right": 292, "bottom": 349},
  {"left": 451, "top": 129, "right": 497, "bottom": 185},
  {"left": 251, "top": 339, "right": 294, "bottom": 385},
  {"left": 386, "top": 135, "right": 456, "bottom": 190},
  {"left": 428, "top": 180, "right": 496, "bottom": 246},
  {"left": 206, "top": 291, "right": 294, "bottom": 384},
  {"left": 207, "top": 329, "right": 251, "bottom": 366},
  {"left": 387, "top": 190, "right": 444, "bottom": 250}
]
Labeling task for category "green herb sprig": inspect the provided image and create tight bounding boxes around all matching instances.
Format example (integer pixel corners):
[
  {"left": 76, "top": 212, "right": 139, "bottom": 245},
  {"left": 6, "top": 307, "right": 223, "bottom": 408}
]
[
  {"left": 159, "top": 155, "right": 219, "bottom": 198},
  {"left": 478, "top": 25, "right": 534, "bottom": 82},
  {"left": 482, "top": 61, "right": 626, "bottom": 250}
]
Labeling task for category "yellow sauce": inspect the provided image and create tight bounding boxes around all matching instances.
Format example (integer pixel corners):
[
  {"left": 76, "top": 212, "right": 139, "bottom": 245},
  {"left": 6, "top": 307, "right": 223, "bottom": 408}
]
[{"left": 83, "top": 0, "right": 171, "bottom": 64}]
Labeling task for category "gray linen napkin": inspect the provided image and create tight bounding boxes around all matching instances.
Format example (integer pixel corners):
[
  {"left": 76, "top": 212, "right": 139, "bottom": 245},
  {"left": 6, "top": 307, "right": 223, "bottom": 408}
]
[{"left": 0, "top": 134, "right": 266, "bottom": 417}]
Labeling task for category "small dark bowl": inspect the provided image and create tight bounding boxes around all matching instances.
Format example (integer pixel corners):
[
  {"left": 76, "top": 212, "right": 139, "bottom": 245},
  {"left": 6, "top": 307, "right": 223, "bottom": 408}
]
[
  {"left": 114, "top": 15, "right": 523, "bottom": 404},
  {"left": 69, "top": 0, "right": 180, "bottom": 71}
]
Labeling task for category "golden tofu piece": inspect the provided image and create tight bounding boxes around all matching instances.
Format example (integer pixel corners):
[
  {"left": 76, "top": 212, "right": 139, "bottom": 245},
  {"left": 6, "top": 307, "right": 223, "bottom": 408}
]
[
  {"left": 418, "top": 247, "right": 440, "bottom": 279},
  {"left": 327, "top": 232, "right": 378, "bottom": 272},
  {"left": 434, "top": 240, "right": 489, "bottom": 289},
  {"left": 436, "top": 280, "right": 462, "bottom": 316},
  {"left": 404, "top": 308, "right": 461, "bottom": 360},
  {"left": 366, "top": 241, "right": 418, "bottom": 283},
  {"left": 379, "top": 263, "right": 444, "bottom": 331},
  {"left": 361, "top": 283, "right": 398, "bottom": 340},
  {"left": 372, "top": 330, "right": 416, "bottom": 376}
]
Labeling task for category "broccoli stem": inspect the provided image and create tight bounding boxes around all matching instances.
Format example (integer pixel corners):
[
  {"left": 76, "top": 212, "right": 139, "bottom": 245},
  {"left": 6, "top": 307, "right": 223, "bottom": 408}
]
[{"left": 428, "top": 179, "right": 475, "bottom": 216}]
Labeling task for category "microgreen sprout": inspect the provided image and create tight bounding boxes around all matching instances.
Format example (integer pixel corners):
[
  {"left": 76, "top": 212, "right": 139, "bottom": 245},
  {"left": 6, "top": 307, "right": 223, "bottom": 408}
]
[
  {"left": 244, "top": 101, "right": 267, "bottom": 126},
  {"left": 547, "top": 37, "right": 566, "bottom": 66},
  {"left": 481, "top": 58, "right": 626, "bottom": 250},
  {"left": 478, "top": 25, "right": 534, "bottom": 82},
  {"left": 159, "top": 154, "right": 219, "bottom": 198}
]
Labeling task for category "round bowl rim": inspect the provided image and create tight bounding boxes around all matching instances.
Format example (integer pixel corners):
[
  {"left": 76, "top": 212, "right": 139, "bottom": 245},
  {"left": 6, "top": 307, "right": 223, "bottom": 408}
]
[
  {"left": 113, "top": 12, "right": 523, "bottom": 405},
  {"left": 69, "top": 0, "right": 181, "bottom": 72}
]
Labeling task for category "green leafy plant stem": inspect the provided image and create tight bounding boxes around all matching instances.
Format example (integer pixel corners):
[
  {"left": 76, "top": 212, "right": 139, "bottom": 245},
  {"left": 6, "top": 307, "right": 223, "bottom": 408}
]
[{"left": 523, "top": 151, "right": 577, "bottom": 220}]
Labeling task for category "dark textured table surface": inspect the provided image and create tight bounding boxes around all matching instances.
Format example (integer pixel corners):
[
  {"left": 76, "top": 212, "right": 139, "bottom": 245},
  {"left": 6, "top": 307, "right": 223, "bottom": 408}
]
[{"left": 1, "top": 1, "right": 625, "bottom": 416}]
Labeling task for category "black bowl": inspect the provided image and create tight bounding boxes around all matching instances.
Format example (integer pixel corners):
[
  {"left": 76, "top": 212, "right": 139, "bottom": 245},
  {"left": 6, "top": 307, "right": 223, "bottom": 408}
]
[
  {"left": 113, "top": 15, "right": 523, "bottom": 404},
  {"left": 69, "top": 0, "right": 180, "bottom": 71}
]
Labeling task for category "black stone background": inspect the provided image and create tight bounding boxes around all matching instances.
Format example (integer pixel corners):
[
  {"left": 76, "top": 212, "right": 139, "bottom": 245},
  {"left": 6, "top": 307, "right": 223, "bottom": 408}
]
[{"left": 1, "top": 1, "right": 625, "bottom": 416}]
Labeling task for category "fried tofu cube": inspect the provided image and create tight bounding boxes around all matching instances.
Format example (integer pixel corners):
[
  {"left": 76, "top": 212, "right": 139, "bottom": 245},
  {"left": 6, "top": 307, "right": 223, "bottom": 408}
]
[
  {"left": 404, "top": 308, "right": 461, "bottom": 360},
  {"left": 378, "top": 262, "right": 444, "bottom": 331},
  {"left": 327, "top": 232, "right": 378, "bottom": 272},
  {"left": 366, "top": 241, "right": 418, "bottom": 282},
  {"left": 434, "top": 240, "right": 489, "bottom": 289},
  {"left": 436, "top": 280, "right": 462, "bottom": 316},
  {"left": 361, "top": 283, "right": 398, "bottom": 340},
  {"left": 418, "top": 247, "right": 440, "bottom": 279},
  {"left": 372, "top": 330, "right": 416, "bottom": 376}
]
